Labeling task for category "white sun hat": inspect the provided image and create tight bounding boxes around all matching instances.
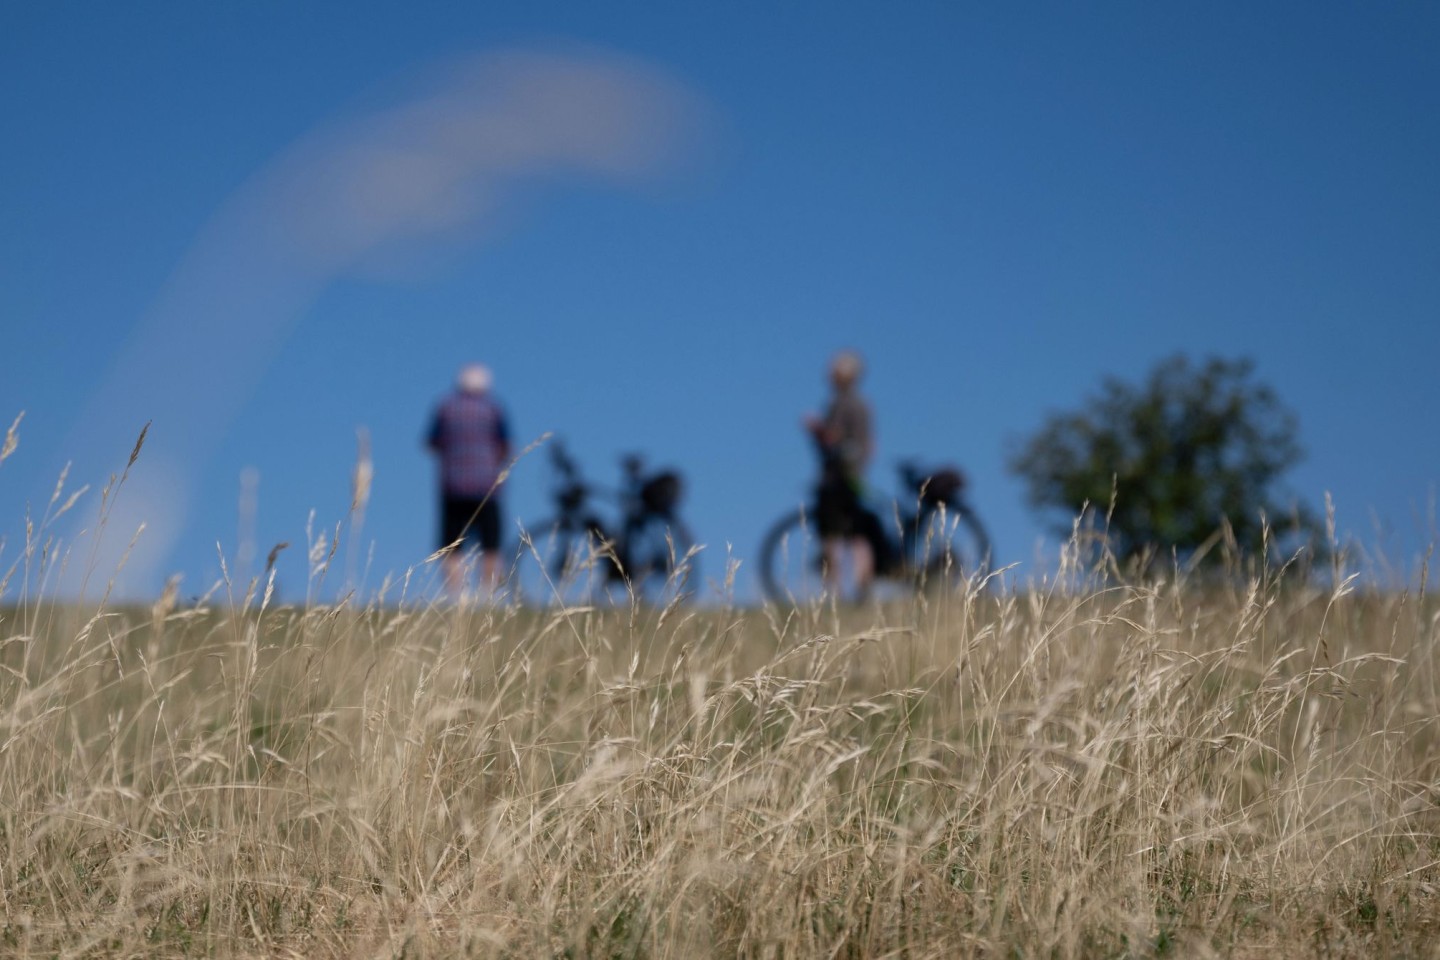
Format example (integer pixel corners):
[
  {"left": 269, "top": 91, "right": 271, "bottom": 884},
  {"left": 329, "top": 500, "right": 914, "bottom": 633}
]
[{"left": 457, "top": 363, "right": 493, "bottom": 393}]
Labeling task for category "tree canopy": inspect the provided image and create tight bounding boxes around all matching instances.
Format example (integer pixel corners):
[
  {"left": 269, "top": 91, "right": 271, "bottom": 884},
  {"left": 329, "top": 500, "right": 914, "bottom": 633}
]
[{"left": 1009, "top": 355, "right": 1313, "bottom": 565}]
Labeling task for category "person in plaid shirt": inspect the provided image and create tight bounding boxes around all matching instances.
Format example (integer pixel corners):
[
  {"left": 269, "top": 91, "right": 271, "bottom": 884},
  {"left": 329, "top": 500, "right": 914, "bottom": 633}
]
[{"left": 427, "top": 363, "right": 511, "bottom": 595}]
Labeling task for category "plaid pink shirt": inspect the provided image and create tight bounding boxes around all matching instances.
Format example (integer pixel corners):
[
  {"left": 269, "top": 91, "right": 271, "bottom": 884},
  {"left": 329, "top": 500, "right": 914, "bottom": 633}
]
[{"left": 427, "top": 391, "right": 510, "bottom": 497}]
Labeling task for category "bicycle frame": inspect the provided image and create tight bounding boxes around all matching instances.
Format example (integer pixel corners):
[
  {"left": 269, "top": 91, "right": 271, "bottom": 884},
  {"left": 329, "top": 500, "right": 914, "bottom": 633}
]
[
  {"left": 758, "top": 440, "right": 990, "bottom": 603},
  {"left": 822, "top": 485, "right": 955, "bottom": 582},
  {"left": 535, "top": 441, "right": 692, "bottom": 589}
]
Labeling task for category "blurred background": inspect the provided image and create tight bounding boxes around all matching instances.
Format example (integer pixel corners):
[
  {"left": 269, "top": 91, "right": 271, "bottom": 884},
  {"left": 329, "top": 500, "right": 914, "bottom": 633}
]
[{"left": 2, "top": 2, "right": 1437, "bottom": 600}]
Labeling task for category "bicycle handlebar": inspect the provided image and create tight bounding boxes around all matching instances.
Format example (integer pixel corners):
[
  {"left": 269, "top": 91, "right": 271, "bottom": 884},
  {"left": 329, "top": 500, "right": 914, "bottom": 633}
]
[
  {"left": 896, "top": 459, "right": 922, "bottom": 485},
  {"left": 550, "top": 440, "right": 582, "bottom": 481}
]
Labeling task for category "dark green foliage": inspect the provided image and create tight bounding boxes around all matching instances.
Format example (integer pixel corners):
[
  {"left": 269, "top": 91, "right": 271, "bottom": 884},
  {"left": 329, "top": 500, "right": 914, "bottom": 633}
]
[{"left": 1010, "top": 355, "right": 1314, "bottom": 566}]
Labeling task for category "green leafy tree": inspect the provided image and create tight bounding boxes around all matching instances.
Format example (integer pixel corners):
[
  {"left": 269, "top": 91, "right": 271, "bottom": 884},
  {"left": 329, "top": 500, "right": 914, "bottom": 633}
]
[{"left": 1009, "top": 355, "right": 1314, "bottom": 565}]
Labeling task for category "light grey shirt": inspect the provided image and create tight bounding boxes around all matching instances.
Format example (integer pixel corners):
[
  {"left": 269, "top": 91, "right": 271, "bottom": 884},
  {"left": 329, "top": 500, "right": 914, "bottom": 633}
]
[{"left": 823, "top": 388, "right": 873, "bottom": 479}]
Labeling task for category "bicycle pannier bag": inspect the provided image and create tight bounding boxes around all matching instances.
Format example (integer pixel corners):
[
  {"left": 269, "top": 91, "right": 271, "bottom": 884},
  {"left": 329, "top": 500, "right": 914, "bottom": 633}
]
[{"left": 641, "top": 471, "right": 683, "bottom": 514}]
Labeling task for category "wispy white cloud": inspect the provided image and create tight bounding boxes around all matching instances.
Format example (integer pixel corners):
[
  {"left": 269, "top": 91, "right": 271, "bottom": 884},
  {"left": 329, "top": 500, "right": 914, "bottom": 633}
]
[
  {"left": 63, "top": 45, "right": 708, "bottom": 597},
  {"left": 266, "top": 48, "right": 704, "bottom": 271}
]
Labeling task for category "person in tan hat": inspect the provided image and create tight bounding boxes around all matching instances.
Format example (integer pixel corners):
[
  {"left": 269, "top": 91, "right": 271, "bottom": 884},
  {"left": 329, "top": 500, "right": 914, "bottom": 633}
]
[{"left": 804, "top": 350, "right": 875, "bottom": 598}]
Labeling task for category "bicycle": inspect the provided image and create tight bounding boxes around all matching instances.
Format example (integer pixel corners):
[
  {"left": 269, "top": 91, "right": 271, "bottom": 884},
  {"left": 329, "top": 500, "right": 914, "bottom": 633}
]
[
  {"left": 518, "top": 439, "right": 697, "bottom": 603},
  {"left": 758, "top": 441, "right": 991, "bottom": 604}
]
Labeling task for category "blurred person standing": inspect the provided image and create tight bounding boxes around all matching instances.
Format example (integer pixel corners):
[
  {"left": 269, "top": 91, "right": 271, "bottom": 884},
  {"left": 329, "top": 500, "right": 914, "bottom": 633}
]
[
  {"left": 427, "top": 363, "right": 511, "bottom": 596},
  {"left": 804, "top": 350, "right": 876, "bottom": 599}
]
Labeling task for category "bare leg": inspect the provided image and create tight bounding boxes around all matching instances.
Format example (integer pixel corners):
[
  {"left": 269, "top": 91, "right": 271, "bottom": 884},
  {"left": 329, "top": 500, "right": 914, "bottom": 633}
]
[
  {"left": 443, "top": 552, "right": 467, "bottom": 599},
  {"left": 481, "top": 551, "right": 501, "bottom": 595},
  {"left": 851, "top": 536, "right": 874, "bottom": 599},
  {"left": 822, "top": 537, "right": 844, "bottom": 596}
]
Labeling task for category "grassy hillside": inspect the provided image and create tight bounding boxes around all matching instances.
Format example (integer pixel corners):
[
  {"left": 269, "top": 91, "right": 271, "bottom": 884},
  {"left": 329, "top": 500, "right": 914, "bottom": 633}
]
[{"left": 1, "top": 568, "right": 1437, "bottom": 957}]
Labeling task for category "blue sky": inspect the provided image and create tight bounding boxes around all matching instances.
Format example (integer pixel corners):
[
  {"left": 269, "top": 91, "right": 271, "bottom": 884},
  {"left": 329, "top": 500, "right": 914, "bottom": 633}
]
[{"left": 2, "top": 2, "right": 1438, "bottom": 600}]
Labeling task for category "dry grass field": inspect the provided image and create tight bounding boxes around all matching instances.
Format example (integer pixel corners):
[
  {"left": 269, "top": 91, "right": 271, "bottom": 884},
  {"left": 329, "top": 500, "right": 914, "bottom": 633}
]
[{"left": 2, "top": 548, "right": 1439, "bottom": 957}]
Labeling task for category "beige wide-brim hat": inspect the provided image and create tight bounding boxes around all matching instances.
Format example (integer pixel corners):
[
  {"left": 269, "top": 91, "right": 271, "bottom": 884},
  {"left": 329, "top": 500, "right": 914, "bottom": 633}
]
[{"left": 830, "top": 350, "right": 863, "bottom": 385}]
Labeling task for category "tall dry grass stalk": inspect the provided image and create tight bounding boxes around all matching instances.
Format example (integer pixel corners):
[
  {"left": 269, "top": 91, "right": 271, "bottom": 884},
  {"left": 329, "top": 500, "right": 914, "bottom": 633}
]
[{"left": 1, "top": 531, "right": 1438, "bottom": 957}]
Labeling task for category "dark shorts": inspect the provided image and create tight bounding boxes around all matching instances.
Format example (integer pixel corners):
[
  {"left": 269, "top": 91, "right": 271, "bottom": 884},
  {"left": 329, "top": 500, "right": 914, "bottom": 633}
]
[
  {"left": 815, "top": 475, "right": 865, "bottom": 539},
  {"left": 440, "top": 495, "right": 502, "bottom": 552}
]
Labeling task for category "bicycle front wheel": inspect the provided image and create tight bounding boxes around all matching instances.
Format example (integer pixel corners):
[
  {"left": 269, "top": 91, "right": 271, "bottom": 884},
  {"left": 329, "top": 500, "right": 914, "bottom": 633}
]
[
  {"left": 514, "top": 515, "right": 613, "bottom": 605},
  {"left": 758, "top": 508, "right": 831, "bottom": 605}
]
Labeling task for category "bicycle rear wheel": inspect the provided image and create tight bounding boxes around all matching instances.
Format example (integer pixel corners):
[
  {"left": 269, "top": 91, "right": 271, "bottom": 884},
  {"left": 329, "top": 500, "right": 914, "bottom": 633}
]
[{"left": 906, "top": 500, "right": 992, "bottom": 592}]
